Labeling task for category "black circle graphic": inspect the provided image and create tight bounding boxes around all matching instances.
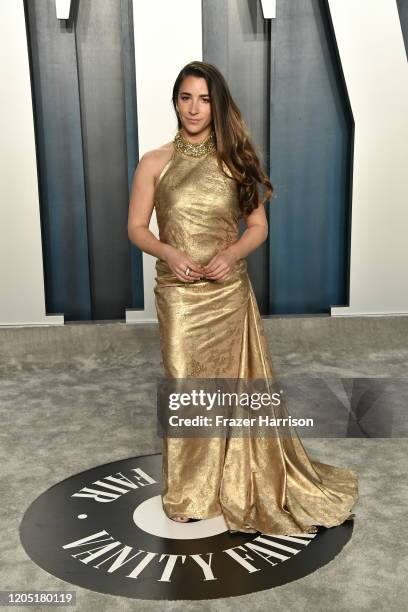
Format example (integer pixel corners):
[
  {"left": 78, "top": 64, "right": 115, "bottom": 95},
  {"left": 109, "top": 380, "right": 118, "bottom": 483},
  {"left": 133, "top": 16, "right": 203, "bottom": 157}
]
[{"left": 20, "top": 454, "right": 354, "bottom": 600}]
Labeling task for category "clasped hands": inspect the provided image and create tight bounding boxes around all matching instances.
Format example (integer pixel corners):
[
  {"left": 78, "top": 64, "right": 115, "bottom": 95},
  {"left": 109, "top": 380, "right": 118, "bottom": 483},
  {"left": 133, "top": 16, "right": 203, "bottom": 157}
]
[{"left": 163, "top": 244, "right": 239, "bottom": 283}]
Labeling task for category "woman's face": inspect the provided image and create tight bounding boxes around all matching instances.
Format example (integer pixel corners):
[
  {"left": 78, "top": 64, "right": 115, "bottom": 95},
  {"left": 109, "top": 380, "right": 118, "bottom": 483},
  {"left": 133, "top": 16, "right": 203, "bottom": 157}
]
[{"left": 177, "top": 75, "right": 212, "bottom": 135}]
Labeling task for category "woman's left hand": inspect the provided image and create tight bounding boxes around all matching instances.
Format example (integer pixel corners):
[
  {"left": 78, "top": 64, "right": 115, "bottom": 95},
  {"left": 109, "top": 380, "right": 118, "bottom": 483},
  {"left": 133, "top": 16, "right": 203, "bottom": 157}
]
[{"left": 201, "top": 247, "right": 239, "bottom": 281}]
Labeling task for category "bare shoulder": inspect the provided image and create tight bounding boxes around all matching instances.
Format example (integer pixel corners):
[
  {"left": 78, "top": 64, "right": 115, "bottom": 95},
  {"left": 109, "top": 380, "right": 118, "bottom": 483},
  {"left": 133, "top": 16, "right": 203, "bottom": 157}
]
[{"left": 141, "top": 141, "right": 174, "bottom": 182}]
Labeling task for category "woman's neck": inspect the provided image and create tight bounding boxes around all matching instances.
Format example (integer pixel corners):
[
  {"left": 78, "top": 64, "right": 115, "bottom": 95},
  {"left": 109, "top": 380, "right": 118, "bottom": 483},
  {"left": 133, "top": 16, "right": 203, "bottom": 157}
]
[{"left": 179, "top": 126, "right": 212, "bottom": 144}]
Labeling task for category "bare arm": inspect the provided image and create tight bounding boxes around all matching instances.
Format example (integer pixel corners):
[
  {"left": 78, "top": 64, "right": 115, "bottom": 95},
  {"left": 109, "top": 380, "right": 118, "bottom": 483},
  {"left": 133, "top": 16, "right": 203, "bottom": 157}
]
[
  {"left": 127, "top": 152, "right": 170, "bottom": 260},
  {"left": 227, "top": 203, "right": 269, "bottom": 261}
]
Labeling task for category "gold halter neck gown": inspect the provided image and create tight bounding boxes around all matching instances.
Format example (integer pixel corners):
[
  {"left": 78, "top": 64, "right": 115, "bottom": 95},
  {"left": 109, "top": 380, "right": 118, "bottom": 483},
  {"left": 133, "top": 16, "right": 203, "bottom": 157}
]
[{"left": 153, "top": 131, "right": 358, "bottom": 535}]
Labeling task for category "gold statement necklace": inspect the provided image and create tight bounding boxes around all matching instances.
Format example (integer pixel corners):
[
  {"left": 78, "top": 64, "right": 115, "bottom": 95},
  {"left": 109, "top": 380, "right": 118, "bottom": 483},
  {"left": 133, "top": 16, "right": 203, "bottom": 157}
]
[{"left": 174, "top": 128, "right": 216, "bottom": 158}]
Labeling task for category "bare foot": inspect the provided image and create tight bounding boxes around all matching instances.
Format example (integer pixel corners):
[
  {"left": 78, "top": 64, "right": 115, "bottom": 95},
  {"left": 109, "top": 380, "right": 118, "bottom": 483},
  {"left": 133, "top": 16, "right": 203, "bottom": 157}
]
[{"left": 170, "top": 515, "right": 190, "bottom": 522}]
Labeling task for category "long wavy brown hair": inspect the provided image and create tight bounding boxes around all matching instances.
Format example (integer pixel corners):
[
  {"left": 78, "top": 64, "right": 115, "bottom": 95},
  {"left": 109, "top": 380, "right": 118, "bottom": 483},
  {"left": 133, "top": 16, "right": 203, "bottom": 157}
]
[{"left": 172, "top": 61, "right": 274, "bottom": 217}]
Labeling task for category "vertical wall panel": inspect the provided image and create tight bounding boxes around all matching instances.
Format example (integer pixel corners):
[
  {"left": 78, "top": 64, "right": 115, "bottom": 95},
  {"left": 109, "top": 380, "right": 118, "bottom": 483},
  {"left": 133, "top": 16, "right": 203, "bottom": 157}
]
[
  {"left": 25, "top": 0, "right": 92, "bottom": 320},
  {"left": 25, "top": 0, "right": 139, "bottom": 321},
  {"left": 75, "top": 0, "right": 132, "bottom": 319},
  {"left": 268, "top": 0, "right": 352, "bottom": 314}
]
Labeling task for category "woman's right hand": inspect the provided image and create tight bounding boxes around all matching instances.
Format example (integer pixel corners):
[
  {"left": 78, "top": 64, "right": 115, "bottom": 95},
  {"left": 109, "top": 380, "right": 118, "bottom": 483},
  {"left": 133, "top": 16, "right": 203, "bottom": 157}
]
[{"left": 162, "top": 244, "right": 204, "bottom": 282}]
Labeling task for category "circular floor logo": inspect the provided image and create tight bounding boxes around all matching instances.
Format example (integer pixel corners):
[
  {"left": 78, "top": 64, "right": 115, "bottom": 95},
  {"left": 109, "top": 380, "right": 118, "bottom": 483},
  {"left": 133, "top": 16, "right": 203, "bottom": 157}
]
[{"left": 20, "top": 454, "right": 354, "bottom": 600}]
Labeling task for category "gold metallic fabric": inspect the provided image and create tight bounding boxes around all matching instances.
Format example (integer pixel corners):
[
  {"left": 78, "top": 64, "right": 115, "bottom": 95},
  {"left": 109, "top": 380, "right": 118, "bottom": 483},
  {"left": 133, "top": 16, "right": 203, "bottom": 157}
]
[{"left": 153, "top": 145, "right": 359, "bottom": 535}]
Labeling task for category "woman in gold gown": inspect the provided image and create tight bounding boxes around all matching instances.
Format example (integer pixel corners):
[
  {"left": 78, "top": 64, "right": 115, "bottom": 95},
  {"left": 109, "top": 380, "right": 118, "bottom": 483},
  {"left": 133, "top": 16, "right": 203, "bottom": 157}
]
[{"left": 128, "top": 61, "right": 358, "bottom": 536}]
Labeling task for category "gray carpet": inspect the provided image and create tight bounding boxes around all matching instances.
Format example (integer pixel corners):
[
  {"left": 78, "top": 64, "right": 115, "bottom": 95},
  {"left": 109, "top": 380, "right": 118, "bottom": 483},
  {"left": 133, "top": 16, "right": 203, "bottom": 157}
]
[{"left": 1, "top": 316, "right": 407, "bottom": 611}]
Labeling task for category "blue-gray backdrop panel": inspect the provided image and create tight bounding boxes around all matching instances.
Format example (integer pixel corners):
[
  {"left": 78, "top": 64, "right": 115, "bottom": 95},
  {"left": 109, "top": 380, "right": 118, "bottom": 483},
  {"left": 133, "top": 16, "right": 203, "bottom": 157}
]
[
  {"left": 268, "top": 0, "right": 353, "bottom": 314},
  {"left": 25, "top": 0, "right": 143, "bottom": 321}
]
